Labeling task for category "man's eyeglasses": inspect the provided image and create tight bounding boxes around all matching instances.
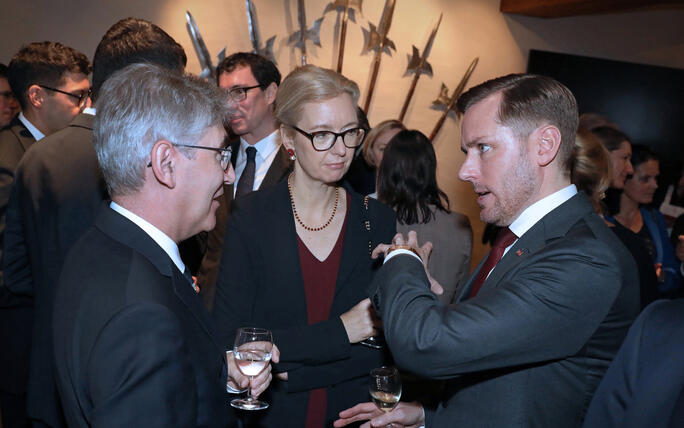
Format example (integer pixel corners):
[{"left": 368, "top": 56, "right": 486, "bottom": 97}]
[
  {"left": 38, "top": 85, "right": 91, "bottom": 110},
  {"left": 174, "top": 144, "right": 232, "bottom": 171},
  {"left": 225, "top": 85, "right": 263, "bottom": 102},
  {"left": 288, "top": 125, "right": 367, "bottom": 152}
]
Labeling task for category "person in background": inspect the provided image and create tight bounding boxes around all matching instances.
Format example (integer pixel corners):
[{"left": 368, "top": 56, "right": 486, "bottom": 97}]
[
  {"left": 376, "top": 129, "right": 472, "bottom": 305},
  {"left": 212, "top": 65, "right": 395, "bottom": 428},
  {"left": 0, "top": 64, "right": 18, "bottom": 128},
  {"left": 571, "top": 129, "right": 658, "bottom": 308},
  {"left": 359, "top": 119, "right": 405, "bottom": 198},
  {"left": 582, "top": 299, "right": 684, "bottom": 428},
  {"left": 197, "top": 52, "right": 292, "bottom": 310},
  {"left": 0, "top": 41, "right": 90, "bottom": 428},
  {"left": 606, "top": 145, "right": 681, "bottom": 297}
]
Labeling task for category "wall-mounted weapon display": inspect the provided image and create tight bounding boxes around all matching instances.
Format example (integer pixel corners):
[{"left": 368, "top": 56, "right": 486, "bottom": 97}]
[
  {"left": 361, "top": 0, "right": 396, "bottom": 114},
  {"left": 429, "top": 57, "right": 479, "bottom": 141},
  {"left": 324, "top": 0, "right": 363, "bottom": 73},
  {"left": 398, "top": 13, "right": 441, "bottom": 122},
  {"left": 246, "top": 0, "right": 276, "bottom": 64},
  {"left": 185, "top": 11, "right": 224, "bottom": 80},
  {"left": 288, "top": 0, "right": 324, "bottom": 66}
]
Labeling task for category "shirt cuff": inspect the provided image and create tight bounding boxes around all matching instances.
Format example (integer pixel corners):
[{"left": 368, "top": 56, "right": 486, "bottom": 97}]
[{"left": 383, "top": 248, "right": 422, "bottom": 264}]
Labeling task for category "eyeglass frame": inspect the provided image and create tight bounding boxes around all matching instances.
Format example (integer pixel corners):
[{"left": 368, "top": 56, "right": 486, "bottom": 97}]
[
  {"left": 287, "top": 124, "right": 367, "bottom": 152},
  {"left": 38, "top": 84, "right": 91, "bottom": 109},
  {"left": 146, "top": 144, "right": 232, "bottom": 171},
  {"left": 225, "top": 84, "right": 263, "bottom": 102}
]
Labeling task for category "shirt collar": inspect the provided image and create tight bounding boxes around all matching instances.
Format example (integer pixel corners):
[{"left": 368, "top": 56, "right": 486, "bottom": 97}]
[
  {"left": 109, "top": 201, "right": 185, "bottom": 273},
  {"left": 82, "top": 106, "right": 96, "bottom": 116},
  {"left": 239, "top": 129, "right": 280, "bottom": 160},
  {"left": 18, "top": 112, "right": 45, "bottom": 141},
  {"left": 509, "top": 184, "right": 578, "bottom": 238}
]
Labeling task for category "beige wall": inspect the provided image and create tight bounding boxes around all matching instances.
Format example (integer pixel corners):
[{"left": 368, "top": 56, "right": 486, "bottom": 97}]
[{"left": 2, "top": 0, "right": 683, "bottom": 267}]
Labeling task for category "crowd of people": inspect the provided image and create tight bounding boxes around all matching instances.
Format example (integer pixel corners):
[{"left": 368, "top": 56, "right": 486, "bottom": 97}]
[{"left": 0, "top": 15, "right": 682, "bottom": 428}]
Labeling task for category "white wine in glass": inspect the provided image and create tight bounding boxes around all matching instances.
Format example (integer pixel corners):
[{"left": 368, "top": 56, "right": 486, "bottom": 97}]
[
  {"left": 230, "top": 327, "right": 273, "bottom": 411},
  {"left": 369, "top": 366, "right": 402, "bottom": 426}
]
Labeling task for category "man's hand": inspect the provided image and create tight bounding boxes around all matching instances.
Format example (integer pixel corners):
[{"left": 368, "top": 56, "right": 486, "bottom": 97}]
[
  {"left": 226, "top": 344, "right": 280, "bottom": 398},
  {"left": 333, "top": 401, "right": 425, "bottom": 428},
  {"left": 372, "top": 231, "right": 441, "bottom": 295}
]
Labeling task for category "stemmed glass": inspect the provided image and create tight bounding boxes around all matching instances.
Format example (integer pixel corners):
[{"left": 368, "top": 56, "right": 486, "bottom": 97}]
[
  {"left": 230, "top": 327, "right": 273, "bottom": 411},
  {"left": 369, "top": 366, "right": 402, "bottom": 426}
]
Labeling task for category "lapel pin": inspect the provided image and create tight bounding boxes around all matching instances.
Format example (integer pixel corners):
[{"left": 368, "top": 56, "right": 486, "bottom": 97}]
[{"left": 516, "top": 249, "right": 527, "bottom": 256}]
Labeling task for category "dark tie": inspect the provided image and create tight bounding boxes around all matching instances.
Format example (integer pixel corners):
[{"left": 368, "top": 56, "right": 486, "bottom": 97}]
[
  {"left": 183, "top": 267, "right": 199, "bottom": 293},
  {"left": 468, "top": 227, "right": 517, "bottom": 298},
  {"left": 235, "top": 146, "right": 257, "bottom": 198}
]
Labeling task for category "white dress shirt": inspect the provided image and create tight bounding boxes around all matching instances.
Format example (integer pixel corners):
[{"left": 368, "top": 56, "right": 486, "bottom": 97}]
[
  {"left": 233, "top": 130, "right": 281, "bottom": 196},
  {"left": 18, "top": 112, "right": 44, "bottom": 141},
  {"left": 109, "top": 201, "right": 186, "bottom": 275}
]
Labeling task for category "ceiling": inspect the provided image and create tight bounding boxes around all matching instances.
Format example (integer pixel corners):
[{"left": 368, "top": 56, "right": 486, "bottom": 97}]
[{"left": 500, "top": 0, "right": 684, "bottom": 18}]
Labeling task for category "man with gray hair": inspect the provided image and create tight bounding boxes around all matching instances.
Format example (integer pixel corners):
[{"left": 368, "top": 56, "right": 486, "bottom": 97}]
[{"left": 52, "top": 63, "right": 275, "bottom": 427}]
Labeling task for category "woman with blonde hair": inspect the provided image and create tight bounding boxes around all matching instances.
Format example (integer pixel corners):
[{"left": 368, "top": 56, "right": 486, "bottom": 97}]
[
  {"left": 212, "top": 65, "right": 395, "bottom": 427},
  {"left": 571, "top": 129, "right": 658, "bottom": 308}
]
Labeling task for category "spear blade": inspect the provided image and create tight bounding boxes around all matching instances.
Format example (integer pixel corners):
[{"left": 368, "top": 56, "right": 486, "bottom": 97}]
[
  {"left": 398, "top": 13, "right": 442, "bottom": 121},
  {"left": 429, "top": 57, "right": 479, "bottom": 141},
  {"left": 185, "top": 11, "right": 215, "bottom": 80},
  {"left": 362, "top": 0, "right": 397, "bottom": 113},
  {"left": 246, "top": 0, "right": 261, "bottom": 54}
]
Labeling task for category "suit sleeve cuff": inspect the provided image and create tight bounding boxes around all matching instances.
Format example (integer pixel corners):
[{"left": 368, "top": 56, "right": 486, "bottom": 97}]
[{"left": 383, "top": 249, "right": 422, "bottom": 264}]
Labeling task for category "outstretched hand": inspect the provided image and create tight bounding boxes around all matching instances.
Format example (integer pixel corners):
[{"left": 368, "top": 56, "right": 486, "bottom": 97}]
[{"left": 333, "top": 401, "right": 425, "bottom": 428}]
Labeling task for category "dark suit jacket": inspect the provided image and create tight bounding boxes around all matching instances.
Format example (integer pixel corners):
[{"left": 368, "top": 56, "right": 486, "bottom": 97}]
[
  {"left": 212, "top": 180, "right": 396, "bottom": 427},
  {"left": 53, "top": 206, "right": 232, "bottom": 427},
  {"left": 582, "top": 299, "right": 684, "bottom": 428},
  {"left": 197, "top": 139, "right": 292, "bottom": 310},
  {"left": 370, "top": 192, "right": 640, "bottom": 427},
  {"left": 0, "top": 116, "right": 35, "bottom": 397},
  {"left": 2, "top": 113, "right": 107, "bottom": 425}
]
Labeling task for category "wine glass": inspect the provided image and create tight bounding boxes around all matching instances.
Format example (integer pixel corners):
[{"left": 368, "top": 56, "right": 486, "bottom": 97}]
[
  {"left": 230, "top": 327, "right": 273, "bottom": 411},
  {"left": 369, "top": 366, "right": 402, "bottom": 426}
]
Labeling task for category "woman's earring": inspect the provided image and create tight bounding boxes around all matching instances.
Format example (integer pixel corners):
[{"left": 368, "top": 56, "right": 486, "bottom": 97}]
[{"left": 287, "top": 148, "right": 296, "bottom": 161}]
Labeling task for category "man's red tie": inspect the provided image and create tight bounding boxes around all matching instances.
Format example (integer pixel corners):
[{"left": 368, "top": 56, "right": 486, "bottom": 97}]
[{"left": 468, "top": 227, "right": 517, "bottom": 298}]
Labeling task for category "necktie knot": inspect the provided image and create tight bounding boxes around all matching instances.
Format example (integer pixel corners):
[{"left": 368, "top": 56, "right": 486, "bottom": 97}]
[
  {"left": 493, "top": 227, "right": 517, "bottom": 249},
  {"left": 468, "top": 226, "right": 517, "bottom": 298},
  {"left": 245, "top": 146, "right": 257, "bottom": 161}
]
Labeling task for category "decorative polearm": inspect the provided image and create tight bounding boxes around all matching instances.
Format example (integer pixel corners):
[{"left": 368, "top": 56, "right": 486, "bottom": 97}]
[
  {"left": 429, "top": 57, "right": 479, "bottom": 141},
  {"left": 246, "top": 0, "right": 276, "bottom": 64},
  {"left": 361, "top": 0, "right": 396, "bottom": 114},
  {"left": 398, "top": 13, "right": 442, "bottom": 122},
  {"left": 185, "top": 11, "right": 216, "bottom": 80},
  {"left": 288, "top": 0, "right": 324, "bottom": 66},
  {"left": 324, "top": 0, "right": 363, "bottom": 73}
]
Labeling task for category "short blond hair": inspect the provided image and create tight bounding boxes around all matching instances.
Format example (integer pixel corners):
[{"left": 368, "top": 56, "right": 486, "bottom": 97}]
[
  {"left": 571, "top": 128, "right": 612, "bottom": 213},
  {"left": 361, "top": 119, "right": 405, "bottom": 166},
  {"left": 275, "top": 65, "right": 360, "bottom": 127}
]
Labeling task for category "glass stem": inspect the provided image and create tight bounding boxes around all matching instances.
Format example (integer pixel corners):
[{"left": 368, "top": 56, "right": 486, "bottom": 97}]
[{"left": 246, "top": 376, "right": 253, "bottom": 401}]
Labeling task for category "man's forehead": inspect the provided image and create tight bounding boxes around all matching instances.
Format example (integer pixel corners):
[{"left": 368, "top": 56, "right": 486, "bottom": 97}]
[
  {"left": 461, "top": 93, "right": 502, "bottom": 144},
  {"left": 218, "top": 65, "right": 257, "bottom": 89}
]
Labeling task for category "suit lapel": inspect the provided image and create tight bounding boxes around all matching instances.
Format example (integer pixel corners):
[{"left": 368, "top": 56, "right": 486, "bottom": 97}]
[
  {"left": 334, "top": 187, "right": 366, "bottom": 298},
  {"left": 172, "top": 267, "right": 221, "bottom": 348},
  {"left": 95, "top": 206, "right": 220, "bottom": 348},
  {"left": 9, "top": 117, "right": 35, "bottom": 152},
  {"left": 261, "top": 143, "right": 293, "bottom": 188},
  {"left": 460, "top": 193, "right": 594, "bottom": 298}
]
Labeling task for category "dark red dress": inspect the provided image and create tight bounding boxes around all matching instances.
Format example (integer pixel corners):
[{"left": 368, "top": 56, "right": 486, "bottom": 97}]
[{"left": 298, "top": 194, "right": 349, "bottom": 428}]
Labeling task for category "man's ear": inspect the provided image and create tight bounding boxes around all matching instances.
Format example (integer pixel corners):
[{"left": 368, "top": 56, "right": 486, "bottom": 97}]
[
  {"left": 535, "top": 125, "right": 562, "bottom": 167},
  {"left": 149, "top": 140, "right": 177, "bottom": 189},
  {"left": 26, "top": 85, "right": 44, "bottom": 109},
  {"left": 264, "top": 82, "right": 277, "bottom": 106}
]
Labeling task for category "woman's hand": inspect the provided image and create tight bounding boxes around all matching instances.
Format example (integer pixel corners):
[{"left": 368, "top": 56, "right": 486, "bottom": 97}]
[{"left": 340, "top": 298, "right": 380, "bottom": 343}]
